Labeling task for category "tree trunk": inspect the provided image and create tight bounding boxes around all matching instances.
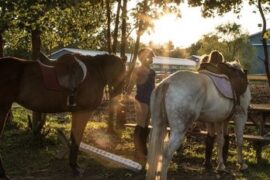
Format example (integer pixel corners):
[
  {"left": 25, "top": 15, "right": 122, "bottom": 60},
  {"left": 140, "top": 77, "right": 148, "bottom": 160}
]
[
  {"left": 258, "top": 0, "right": 270, "bottom": 86},
  {"left": 106, "top": 0, "right": 112, "bottom": 53},
  {"left": 128, "top": 0, "right": 148, "bottom": 77},
  {"left": 120, "top": 0, "right": 127, "bottom": 58},
  {"left": 112, "top": 0, "right": 121, "bottom": 54},
  {"left": 0, "top": 33, "right": 3, "bottom": 57},
  {"left": 31, "top": 29, "right": 46, "bottom": 136},
  {"left": 31, "top": 29, "right": 41, "bottom": 60}
]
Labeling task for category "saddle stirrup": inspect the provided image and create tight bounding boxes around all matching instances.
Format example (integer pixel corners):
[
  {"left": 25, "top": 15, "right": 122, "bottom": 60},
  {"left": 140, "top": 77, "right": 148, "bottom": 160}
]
[{"left": 67, "top": 89, "right": 77, "bottom": 108}]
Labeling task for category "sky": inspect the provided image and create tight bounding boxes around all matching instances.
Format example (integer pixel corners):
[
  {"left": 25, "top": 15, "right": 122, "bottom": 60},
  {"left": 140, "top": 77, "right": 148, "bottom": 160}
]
[{"left": 138, "top": 2, "right": 270, "bottom": 48}]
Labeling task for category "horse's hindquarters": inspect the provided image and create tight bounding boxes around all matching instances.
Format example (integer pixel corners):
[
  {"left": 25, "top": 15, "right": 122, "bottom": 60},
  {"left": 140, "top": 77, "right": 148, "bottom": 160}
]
[{"left": 0, "top": 58, "right": 25, "bottom": 105}]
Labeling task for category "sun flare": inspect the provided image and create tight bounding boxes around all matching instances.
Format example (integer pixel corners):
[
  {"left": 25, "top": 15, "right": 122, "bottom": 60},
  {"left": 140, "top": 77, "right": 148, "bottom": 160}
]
[
  {"left": 147, "top": 14, "right": 180, "bottom": 45},
  {"left": 141, "top": 13, "right": 198, "bottom": 48}
]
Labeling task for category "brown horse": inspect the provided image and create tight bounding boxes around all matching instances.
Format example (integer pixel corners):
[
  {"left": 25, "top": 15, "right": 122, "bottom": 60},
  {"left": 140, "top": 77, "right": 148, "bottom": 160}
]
[{"left": 0, "top": 53, "right": 126, "bottom": 179}]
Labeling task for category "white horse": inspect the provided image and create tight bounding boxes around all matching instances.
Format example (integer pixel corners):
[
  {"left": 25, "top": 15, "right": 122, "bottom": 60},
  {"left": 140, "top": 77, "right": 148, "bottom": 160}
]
[{"left": 146, "top": 61, "right": 251, "bottom": 180}]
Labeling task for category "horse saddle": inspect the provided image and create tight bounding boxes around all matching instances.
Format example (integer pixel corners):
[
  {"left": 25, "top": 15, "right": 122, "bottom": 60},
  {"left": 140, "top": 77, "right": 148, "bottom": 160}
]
[
  {"left": 200, "top": 70, "right": 234, "bottom": 99},
  {"left": 37, "top": 52, "right": 87, "bottom": 92},
  {"left": 199, "top": 63, "right": 248, "bottom": 104}
]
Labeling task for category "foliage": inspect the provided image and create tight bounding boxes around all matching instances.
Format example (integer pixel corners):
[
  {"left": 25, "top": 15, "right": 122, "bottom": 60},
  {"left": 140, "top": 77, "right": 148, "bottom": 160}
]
[
  {"left": 41, "top": 2, "right": 106, "bottom": 53},
  {"left": 1, "top": 1, "right": 107, "bottom": 56},
  {"left": 1, "top": 0, "right": 268, "bottom": 59},
  {"left": 0, "top": 1, "right": 16, "bottom": 33},
  {"left": 3, "top": 28, "right": 31, "bottom": 58},
  {"left": 187, "top": 23, "right": 256, "bottom": 71}
]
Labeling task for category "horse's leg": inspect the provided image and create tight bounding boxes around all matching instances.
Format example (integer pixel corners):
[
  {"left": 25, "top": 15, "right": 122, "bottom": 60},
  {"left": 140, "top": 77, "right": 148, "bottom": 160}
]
[
  {"left": 215, "top": 122, "right": 226, "bottom": 172},
  {"left": 0, "top": 104, "right": 12, "bottom": 180},
  {"left": 234, "top": 111, "right": 248, "bottom": 171},
  {"left": 161, "top": 107, "right": 196, "bottom": 180},
  {"left": 204, "top": 122, "right": 215, "bottom": 169},
  {"left": 69, "top": 111, "right": 91, "bottom": 175},
  {"left": 223, "top": 121, "right": 230, "bottom": 165},
  {"left": 161, "top": 128, "right": 186, "bottom": 180}
]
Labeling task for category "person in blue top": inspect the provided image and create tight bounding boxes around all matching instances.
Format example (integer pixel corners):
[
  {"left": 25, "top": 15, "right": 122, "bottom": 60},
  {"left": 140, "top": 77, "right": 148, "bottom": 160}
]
[{"left": 129, "top": 48, "right": 156, "bottom": 163}]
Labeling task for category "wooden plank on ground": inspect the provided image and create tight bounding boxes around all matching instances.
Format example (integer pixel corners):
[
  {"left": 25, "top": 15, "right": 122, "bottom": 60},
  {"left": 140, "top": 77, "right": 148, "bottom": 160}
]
[
  {"left": 79, "top": 143, "right": 142, "bottom": 172},
  {"left": 57, "top": 129, "right": 142, "bottom": 172}
]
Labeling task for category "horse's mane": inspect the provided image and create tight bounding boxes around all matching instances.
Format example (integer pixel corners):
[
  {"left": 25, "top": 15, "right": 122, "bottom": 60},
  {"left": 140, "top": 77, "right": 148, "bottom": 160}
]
[{"left": 68, "top": 53, "right": 123, "bottom": 67}]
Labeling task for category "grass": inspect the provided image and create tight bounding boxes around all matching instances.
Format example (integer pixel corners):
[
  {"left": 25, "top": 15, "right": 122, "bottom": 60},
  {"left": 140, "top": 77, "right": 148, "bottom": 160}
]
[{"left": 0, "top": 106, "right": 269, "bottom": 179}]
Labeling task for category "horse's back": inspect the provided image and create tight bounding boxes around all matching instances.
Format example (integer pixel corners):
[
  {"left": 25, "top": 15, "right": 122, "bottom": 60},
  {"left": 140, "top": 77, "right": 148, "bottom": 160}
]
[
  {"left": 160, "top": 71, "right": 206, "bottom": 97},
  {"left": 153, "top": 71, "right": 206, "bottom": 117}
]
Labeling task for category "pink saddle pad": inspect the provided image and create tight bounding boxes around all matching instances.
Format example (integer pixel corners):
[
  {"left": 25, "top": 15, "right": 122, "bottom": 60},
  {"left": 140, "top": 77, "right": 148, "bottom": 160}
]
[{"left": 200, "top": 70, "right": 234, "bottom": 99}]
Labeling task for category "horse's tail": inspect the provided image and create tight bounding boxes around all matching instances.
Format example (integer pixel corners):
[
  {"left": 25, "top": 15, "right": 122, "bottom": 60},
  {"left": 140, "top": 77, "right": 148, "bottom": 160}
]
[{"left": 146, "top": 82, "right": 169, "bottom": 180}]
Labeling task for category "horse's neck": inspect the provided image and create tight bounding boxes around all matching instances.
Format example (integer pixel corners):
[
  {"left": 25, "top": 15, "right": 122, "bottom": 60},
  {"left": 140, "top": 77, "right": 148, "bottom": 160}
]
[{"left": 87, "top": 62, "right": 108, "bottom": 86}]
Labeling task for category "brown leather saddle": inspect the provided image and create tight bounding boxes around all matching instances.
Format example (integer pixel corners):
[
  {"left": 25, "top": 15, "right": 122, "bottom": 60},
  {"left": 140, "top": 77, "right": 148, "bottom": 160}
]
[
  {"left": 198, "top": 62, "right": 248, "bottom": 104},
  {"left": 37, "top": 52, "right": 87, "bottom": 107}
]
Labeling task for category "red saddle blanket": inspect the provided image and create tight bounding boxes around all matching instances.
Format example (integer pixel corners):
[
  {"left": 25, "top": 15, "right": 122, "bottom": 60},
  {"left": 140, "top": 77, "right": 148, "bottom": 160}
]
[
  {"left": 37, "top": 60, "right": 63, "bottom": 91},
  {"left": 200, "top": 70, "right": 234, "bottom": 99}
]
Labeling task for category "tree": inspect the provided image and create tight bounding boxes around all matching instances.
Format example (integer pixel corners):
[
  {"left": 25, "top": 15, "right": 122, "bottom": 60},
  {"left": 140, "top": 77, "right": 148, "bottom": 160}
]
[
  {"left": 42, "top": 2, "right": 106, "bottom": 53},
  {"left": 0, "top": 1, "right": 15, "bottom": 57},
  {"left": 215, "top": 22, "right": 256, "bottom": 70},
  {"left": 187, "top": 24, "right": 256, "bottom": 72},
  {"left": 12, "top": 0, "right": 77, "bottom": 136},
  {"left": 154, "top": 0, "right": 269, "bottom": 84},
  {"left": 120, "top": 0, "right": 128, "bottom": 58},
  {"left": 112, "top": 0, "right": 121, "bottom": 54},
  {"left": 257, "top": 0, "right": 270, "bottom": 85},
  {"left": 105, "top": 0, "right": 112, "bottom": 53},
  {"left": 187, "top": 0, "right": 270, "bottom": 84}
]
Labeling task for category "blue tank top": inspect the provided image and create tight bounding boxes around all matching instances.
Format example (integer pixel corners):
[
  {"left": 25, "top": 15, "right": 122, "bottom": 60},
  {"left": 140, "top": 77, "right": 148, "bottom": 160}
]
[{"left": 135, "top": 69, "right": 156, "bottom": 105}]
